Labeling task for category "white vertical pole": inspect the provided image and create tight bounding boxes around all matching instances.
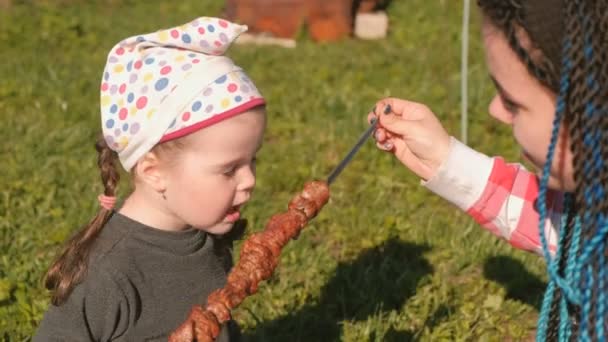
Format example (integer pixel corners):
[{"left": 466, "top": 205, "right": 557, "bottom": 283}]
[{"left": 461, "top": 0, "right": 470, "bottom": 145}]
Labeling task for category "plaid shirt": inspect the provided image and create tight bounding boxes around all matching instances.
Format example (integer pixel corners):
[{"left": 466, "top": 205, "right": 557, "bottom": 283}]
[{"left": 425, "top": 138, "right": 562, "bottom": 255}]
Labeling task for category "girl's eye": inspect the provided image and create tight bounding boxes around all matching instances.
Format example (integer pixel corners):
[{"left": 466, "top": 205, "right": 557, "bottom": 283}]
[
  {"left": 223, "top": 166, "right": 237, "bottom": 176},
  {"left": 223, "top": 158, "right": 257, "bottom": 177}
]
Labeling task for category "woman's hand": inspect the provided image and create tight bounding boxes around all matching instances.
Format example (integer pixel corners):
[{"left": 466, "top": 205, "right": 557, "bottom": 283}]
[{"left": 368, "top": 98, "right": 451, "bottom": 180}]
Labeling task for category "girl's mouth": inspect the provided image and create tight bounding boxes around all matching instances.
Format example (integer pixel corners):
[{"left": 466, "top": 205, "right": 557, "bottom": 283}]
[{"left": 224, "top": 205, "right": 241, "bottom": 223}]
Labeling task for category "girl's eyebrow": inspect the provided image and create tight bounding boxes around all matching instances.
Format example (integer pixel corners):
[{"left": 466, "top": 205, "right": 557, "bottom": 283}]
[
  {"left": 217, "top": 158, "right": 239, "bottom": 167},
  {"left": 215, "top": 147, "right": 261, "bottom": 169},
  {"left": 490, "top": 75, "right": 527, "bottom": 110}
]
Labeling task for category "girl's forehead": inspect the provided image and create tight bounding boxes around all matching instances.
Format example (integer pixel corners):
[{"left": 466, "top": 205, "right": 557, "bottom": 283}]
[
  {"left": 483, "top": 24, "right": 526, "bottom": 79},
  {"left": 483, "top": 28, "right": 513, "bottom": 75},
  {"left": 185, "top": 110, "right": 266, "bottom": 152}
]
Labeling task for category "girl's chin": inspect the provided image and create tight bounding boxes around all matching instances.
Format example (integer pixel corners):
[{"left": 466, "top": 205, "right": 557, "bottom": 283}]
[
  {"left": 521, "top": 151, "right": 575, "bottom": 192},
  {"left": 201, "top": 221, "right": 236, "bottom": 235}
]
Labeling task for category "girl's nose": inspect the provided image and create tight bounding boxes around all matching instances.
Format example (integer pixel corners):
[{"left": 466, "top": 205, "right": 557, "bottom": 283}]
[{"left": 237, "top": 165, "right": 256, "bottom": 193}]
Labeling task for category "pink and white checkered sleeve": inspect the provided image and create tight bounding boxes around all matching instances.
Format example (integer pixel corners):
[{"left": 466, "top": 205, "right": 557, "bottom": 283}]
[{"left": 424, "top": 138, "right": 563, "bottom": 255}]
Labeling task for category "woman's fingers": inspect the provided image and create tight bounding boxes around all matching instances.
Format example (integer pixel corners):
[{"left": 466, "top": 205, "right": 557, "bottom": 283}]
[
  {"left": 376, "top": 139, "right": 394, "bottom": 151},
  {"left": 374, "top": 127, "right": 387, "bottom": 142},
  {"left": 377, "top": 112, "right": 410, "bottom": 136},
  {"left": 369, "top": 111, "right": 394, "bottom": 144},
  {"left": 367, "top": 112, "right": 376, "bottom": 124}
]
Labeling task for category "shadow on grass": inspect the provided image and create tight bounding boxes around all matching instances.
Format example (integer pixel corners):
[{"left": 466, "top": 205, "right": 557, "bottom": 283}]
[
  {"left": 244, "top": 238, "right": 432, "bottom": 341},
  {"left": 383, "top": 327, "right": 415, "bottom": 341},
  {"left": 483, "top": 255, "right": 546, "bottom": 309}
]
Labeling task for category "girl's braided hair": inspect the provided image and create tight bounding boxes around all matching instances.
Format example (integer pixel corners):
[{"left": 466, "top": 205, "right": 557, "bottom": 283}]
[
  {"left": 44, "top": 136, "right": 120, "bottom": 305},
  {"left": 478, "top": 0, "right": 608, "bottom": 340}
]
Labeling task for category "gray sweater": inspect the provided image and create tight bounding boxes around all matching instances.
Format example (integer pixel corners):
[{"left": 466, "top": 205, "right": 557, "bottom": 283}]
[{"left": 34, "top": 212, "right": 239, "bottom": 342}]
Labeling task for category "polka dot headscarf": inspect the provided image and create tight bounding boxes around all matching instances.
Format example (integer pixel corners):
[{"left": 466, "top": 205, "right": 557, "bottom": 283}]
[{"left": 100, "top": 17, "right": 265, "bottom": 171}]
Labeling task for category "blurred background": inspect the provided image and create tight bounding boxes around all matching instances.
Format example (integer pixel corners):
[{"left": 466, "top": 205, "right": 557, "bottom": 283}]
[{"left": 1, "top": 1, "right": 546, "bottom": 340}]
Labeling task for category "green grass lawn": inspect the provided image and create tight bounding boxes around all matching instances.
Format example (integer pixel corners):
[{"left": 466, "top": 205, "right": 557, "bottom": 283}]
[{"left": 1, "top": 1, "right": 547, "bottom": 340}]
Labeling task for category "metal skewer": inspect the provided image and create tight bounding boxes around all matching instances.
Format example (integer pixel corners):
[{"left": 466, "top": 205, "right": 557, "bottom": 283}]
[{"left": 326, "top": 117, "right": 378, "bottom": 185}]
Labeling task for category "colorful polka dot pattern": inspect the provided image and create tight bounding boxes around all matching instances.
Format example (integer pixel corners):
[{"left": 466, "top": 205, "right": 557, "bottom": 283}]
[
  {"left": 99, "top": 17, "right": 265, "bottom": 170},
  {"left": 163, "top": 70, "right": 263, "bottom": 136}
]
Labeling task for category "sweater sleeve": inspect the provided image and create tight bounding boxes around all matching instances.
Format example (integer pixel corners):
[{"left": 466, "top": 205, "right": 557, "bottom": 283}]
[
  {"left": 33, "top": 268, "right": 130, "bottom": 342},
  {"left": 423, "top": 137, "right": 564, "bottom": 255}
]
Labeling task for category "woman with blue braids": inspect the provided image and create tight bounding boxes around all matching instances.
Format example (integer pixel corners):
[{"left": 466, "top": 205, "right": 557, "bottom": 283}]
[{"left": 368, "top": 0, "right": 607, "bottom": 340}]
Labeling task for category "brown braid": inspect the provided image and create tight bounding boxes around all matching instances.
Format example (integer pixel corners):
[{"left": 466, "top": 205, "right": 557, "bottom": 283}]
[
  {"left": 546, "top": 205, "right": 581, "bottom": 341},
  {"left": 566, "top": 0, "right": 608, "bottom": 338},
  {"left": 44, "top": 135, "right": 120, "bottom": 305},
  {"left": 558, "top": 0, "right": 608, "bottom": 338}
]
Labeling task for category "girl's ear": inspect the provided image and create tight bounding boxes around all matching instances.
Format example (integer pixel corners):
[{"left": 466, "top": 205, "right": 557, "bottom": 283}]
[{"left": 134, "top": 152, "right": 167, "bottom": 193}]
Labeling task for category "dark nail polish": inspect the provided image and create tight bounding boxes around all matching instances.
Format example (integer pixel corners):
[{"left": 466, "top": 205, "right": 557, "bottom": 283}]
[{"left": 384, "top": 104, "right": 392, "bottom": 115}]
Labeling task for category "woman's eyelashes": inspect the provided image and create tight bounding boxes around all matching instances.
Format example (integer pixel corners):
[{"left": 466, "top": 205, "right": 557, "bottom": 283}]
[{"left": 500, "top": 94, "right": 520, "bottom": 114}]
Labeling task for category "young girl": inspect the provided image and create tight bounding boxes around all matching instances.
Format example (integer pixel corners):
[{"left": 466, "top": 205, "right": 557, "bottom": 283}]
[
  {"left": 34, "top": 17, "right": 266, "bottom": 341},
  {"left": 369, "top": 0, "right": 606, "bottom": 340}
]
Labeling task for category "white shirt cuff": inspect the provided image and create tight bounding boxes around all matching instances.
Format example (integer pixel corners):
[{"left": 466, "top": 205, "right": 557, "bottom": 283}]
[{"left": 422, "top": 137, "right": 494, "bottom": 211}]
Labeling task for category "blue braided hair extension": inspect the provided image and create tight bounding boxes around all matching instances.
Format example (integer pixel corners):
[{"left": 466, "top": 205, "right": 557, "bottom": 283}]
[
  {"left": 535, "top": 41, "right": 575, "bottom": 339},
  {"left": 570, "top": 1, "right": 608, "bottom": 339},
  {"left": 561, "top": 214, "right": 582, "bottom": 340},
  {"left": 537, "top": 0, "right": 608, "bottom": 340},
  {"left": 597, "top": 243, "right": 606, "bottom": 339},
  {"left": 538, "top": 195, "right": 578, "bottom": 341}
]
